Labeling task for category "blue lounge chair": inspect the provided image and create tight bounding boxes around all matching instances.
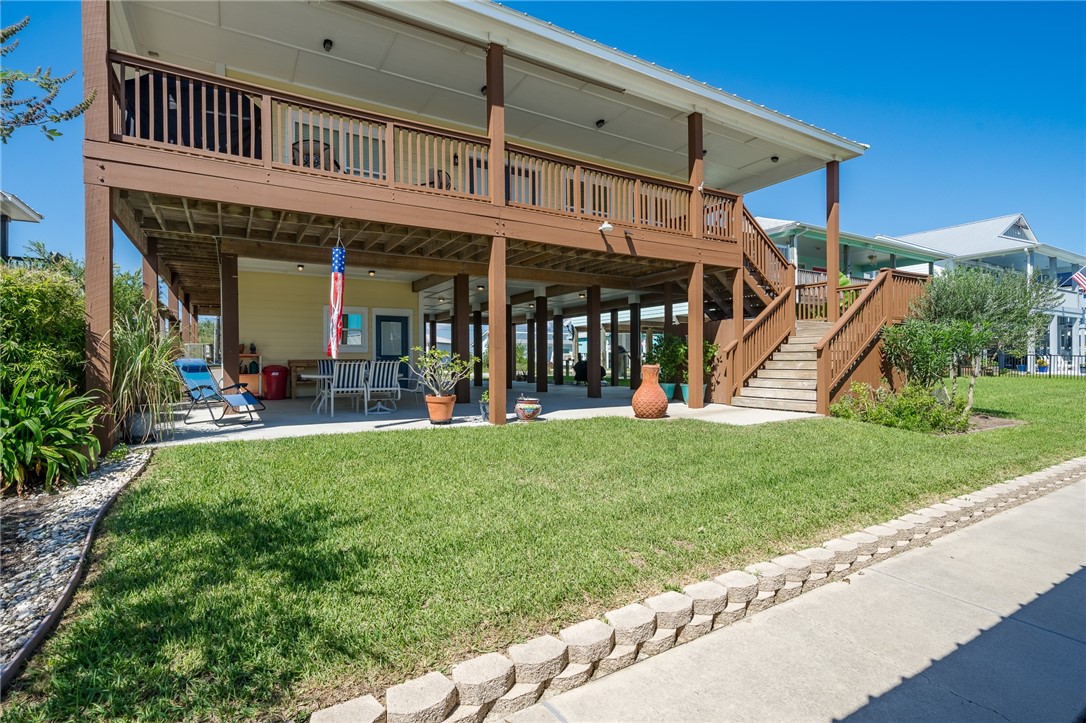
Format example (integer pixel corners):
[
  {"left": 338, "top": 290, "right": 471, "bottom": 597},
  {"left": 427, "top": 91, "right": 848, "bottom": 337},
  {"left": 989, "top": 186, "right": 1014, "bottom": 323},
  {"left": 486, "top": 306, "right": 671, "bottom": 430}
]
[{"left": 175, "top": 358, "right": 265, "bottom": 426}]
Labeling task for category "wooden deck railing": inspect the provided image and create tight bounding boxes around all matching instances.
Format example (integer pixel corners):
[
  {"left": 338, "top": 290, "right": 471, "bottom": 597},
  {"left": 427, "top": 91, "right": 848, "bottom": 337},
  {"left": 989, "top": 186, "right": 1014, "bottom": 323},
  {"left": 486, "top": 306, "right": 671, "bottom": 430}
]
[
  {"left": 814, "top": 269, "right": 928, "bottom": 413},
  {"left": 737, "top": 287, "right": 795, "bottom": 391},
  {"left": 742, "top": 207, "right": 791, "bottom": 296},
  {"left": 703, "top": 190, "right": 740, "bottom": 244},
  {"left": 796, "top": 281, "right": 828, "bottom": 320}
]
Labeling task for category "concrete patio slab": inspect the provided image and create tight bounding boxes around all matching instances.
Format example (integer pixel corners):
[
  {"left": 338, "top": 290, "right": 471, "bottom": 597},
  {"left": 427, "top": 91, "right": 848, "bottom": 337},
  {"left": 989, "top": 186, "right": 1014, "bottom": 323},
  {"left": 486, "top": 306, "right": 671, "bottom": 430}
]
[{"left": 148, "top": 381, "right": 815, "bottom": 447}]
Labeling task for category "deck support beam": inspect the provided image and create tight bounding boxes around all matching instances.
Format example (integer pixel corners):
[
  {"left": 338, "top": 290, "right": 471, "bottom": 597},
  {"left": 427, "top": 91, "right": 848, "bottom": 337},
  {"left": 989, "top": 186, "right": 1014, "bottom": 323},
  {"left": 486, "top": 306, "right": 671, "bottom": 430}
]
[
  {"left": 453, "top": 273, "right": 470, "bottom": 403},
  {"left": 687, "top": 262, "right": 705, "bottom": 408},
  {"left": 553, "top": 311, "right": 564, "bottom": 385},
  {"left": 536, "top": 295, "right": 548, "bottom": 394},
  {"left": 587, "top": 285, "right": 601, "bottom": 398},
  {"left": 506, "top": 306, "right": 514, "bottom": 388},
  {"left": 610, "top": 308, "right": 620, "bottom": 386},
  {"left": 429, "top": 316, "right": 437, "bottom": 351},
  {"left": 663, "top": 283, "right": 674, "bottom": 336},
  {"left": 487, "top": 237, "right": 507, "bottom": 424},
  {"left": 142, "top": 238, "right": 159, "bottom": 304},
  {"left": 826, "top": 160, "right": 841, "bottom": 323},
  {"left": 221, "top": 254, "right": 240, "bottom": 388},
  {"left": 629, "top": 301, "right": 642, "bottom": 389},
  {"left": 526, "top": 317, "right": 536, "bottom": 382},
  {"left": 473, "top": 308, "right": 483, "bottom": 386},
  {"left": 85, "top": 182, "right": 114, "bottom": 449},
  {"left": 486, "top": 44, "right": 505, "bottom": 208}
]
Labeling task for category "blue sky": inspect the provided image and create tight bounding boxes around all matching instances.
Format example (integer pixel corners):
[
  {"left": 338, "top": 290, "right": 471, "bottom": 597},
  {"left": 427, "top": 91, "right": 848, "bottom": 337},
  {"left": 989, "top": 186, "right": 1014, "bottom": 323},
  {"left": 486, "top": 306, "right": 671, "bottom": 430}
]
[{"left": 2, "top": 1, "right": 1084, "bottom": 271}]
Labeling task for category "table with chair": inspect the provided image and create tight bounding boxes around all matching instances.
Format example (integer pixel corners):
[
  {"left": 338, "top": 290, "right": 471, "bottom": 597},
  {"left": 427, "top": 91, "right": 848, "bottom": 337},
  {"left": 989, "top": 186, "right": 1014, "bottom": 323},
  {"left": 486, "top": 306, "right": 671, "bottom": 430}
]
[{"left": 302, "top": 359, "right": 422, "bottom": 417}]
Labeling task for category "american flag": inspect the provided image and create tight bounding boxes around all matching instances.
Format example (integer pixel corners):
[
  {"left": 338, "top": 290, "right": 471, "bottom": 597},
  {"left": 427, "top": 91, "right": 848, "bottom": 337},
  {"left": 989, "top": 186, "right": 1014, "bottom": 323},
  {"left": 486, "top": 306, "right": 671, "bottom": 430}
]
[
  {"left": 1071, "top": 266, "right": 1086, "bottom": 293},
  {"left": 327, "top": 246, "right": 345, "bottom": 358}
]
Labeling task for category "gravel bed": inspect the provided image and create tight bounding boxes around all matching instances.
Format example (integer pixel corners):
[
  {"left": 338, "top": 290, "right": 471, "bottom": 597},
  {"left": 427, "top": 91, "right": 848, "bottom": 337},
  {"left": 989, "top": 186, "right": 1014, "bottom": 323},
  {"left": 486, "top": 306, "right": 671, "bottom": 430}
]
[{"left": 1, "top": 452, "right": 151, "bottom": 672}]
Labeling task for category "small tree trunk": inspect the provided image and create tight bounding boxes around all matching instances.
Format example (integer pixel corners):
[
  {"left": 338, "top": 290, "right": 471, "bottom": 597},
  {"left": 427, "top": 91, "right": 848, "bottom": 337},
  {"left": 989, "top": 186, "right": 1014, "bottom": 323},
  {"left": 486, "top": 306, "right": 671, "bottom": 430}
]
[{"left": 966, "top": 358, "right": 980, "bottom": 414}]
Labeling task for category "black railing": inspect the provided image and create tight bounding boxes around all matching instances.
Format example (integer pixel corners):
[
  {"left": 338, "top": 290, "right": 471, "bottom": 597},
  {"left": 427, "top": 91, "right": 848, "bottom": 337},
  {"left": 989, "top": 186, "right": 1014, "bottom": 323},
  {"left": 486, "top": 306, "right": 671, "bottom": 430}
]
[{"left": 998, "top": 354, "right": 1086, "bottom": 379}]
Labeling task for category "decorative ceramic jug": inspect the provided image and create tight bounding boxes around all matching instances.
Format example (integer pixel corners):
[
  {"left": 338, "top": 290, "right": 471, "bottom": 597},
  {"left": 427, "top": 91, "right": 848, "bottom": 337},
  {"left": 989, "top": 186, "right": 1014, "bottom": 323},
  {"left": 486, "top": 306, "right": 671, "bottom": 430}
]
[
  {"left": 632, "top": 364, "right": 668, "bottom": 419},
  {"left": 514, "top": 396, "right": 542, "bottom": 421}
]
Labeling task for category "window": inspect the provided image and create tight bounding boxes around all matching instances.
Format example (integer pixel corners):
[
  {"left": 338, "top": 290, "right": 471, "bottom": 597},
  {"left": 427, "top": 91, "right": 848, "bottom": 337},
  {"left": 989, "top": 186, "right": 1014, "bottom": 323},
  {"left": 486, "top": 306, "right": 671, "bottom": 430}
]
[{"left": 322, "top": 305, "right": 369, "bottom": 353}]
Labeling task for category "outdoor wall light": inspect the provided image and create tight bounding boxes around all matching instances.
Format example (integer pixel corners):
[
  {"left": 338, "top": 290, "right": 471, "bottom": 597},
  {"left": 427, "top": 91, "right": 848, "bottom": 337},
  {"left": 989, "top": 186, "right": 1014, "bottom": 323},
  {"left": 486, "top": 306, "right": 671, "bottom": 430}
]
[
  {"left": 598, "top": 221, "right": 614, "bottom": 232},
  {"left": 323, "top": 38, "right": 334, "bottom": 52},
  {"left": 368, "top": 269, "right": 376, "bottom": 277},
  {"left": 595, "top": 119, "right": 606, "bottom": 129},
  {"left": 297, "top": 264, "right": 305, "bottom": 272}
]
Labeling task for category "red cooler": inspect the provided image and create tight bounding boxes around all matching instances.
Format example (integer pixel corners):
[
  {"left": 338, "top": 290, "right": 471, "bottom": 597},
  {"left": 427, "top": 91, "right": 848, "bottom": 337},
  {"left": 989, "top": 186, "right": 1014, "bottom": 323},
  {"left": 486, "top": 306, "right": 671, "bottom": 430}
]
[{"left": 262, "top": 365, "right": 289, "bottom": 400}]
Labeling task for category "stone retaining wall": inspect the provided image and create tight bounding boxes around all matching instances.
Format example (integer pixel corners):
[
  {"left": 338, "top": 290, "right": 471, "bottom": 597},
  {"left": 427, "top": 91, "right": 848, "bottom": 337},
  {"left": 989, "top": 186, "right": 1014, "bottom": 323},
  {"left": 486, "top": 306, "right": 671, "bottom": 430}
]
[{"left": 312, "top": 456, "right": 1086, "bottom": 723}]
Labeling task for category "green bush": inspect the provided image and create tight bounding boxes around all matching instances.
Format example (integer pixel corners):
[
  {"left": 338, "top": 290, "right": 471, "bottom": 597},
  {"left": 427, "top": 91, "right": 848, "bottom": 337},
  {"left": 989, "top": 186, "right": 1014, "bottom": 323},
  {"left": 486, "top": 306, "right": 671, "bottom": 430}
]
[
  {"left": 0, "top": 264, "right": 86, "bottom": 394},
  {"left": 881, "top": 319, "right": 953, "bottom": 389},
  {"left": 644, "top": 334, "right": 686, "bottom": 384},
  {"left": 112, "top": 300, "right": 183, "bottom": 443},
  {"left": 1, "top": 370, "right": 102, "bottom": 495},
  {"left": 831, "top": 381, "right": 969, "bottom": 434}
]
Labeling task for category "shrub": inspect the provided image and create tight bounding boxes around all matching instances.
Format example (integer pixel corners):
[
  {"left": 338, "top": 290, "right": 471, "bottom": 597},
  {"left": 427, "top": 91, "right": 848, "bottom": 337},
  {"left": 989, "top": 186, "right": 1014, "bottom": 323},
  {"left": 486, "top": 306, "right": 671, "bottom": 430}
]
[
  {"left": 112, "top": 300, "right": 183, "bottom": 443},
  {"left": 1, "top": 370, "right": 102, "bottom": 495},
  {"left": 831, "top": 381, "right": 969, "bottom": 434},
  {"left": 0, "top": 264, "right": 86, "bottom": 394},
  {"left": 644, "top": 334, "right": 685, "bottom": 384},
  {"left": 881, "top": 319, "right": 953, "bottom": 389}
]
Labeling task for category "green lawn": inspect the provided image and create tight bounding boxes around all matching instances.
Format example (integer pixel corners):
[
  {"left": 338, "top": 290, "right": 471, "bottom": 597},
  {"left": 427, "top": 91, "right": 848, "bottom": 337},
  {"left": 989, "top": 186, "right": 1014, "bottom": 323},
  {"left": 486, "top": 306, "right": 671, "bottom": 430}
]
[{"left": 6, "top": 378, "right": 1084, "bottom": 721}]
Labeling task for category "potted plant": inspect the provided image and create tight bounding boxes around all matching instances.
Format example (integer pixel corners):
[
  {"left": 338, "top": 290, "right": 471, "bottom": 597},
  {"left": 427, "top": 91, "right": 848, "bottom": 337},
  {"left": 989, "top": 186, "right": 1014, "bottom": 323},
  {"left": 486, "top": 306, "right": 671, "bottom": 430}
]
[
  {"left": 401, "top": 346, "right": 479, "bottom": 424},
  {"left": 680, "top": 340, "right": 720, "bottom": 404},
  {"left": 644, "top": 335, "right": 684, "bottom": 401},
  {"left": 1036, "top": 356, "right": 1049, "bottom": 373},
  {"left": 111, "top": 300, "right": 183, "bottom": 443},
  {"left": 479, "top": 389, "right": 489, "bottom": 419}
]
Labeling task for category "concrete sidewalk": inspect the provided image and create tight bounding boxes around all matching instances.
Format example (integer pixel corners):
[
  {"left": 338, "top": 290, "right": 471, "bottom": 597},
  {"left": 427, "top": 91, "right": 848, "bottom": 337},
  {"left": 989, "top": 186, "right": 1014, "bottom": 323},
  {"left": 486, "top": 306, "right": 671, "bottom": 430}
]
[{"left": 514, "top": 480, "right": 1086, "bottom": 722}]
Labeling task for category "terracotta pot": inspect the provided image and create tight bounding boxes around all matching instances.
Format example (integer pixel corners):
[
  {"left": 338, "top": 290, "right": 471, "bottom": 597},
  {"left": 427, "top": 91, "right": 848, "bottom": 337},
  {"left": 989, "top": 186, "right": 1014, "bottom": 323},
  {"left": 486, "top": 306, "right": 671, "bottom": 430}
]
[
  {"left": 632, "top": 364, "right": 669, "bottom": 419},
  {"left": 425, "top": 394, "right": 456, "bottom": 425},
  {"left": 514, "top": 396, "right": 542, "bottom": 421}
]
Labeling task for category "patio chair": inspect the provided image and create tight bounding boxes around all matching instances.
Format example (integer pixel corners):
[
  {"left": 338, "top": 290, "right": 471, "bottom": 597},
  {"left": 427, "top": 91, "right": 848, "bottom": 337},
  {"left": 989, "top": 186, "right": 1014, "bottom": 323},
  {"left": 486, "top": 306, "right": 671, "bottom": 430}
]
[
  {"left": 311, "top": 358, "right": 334, "bottom": 413},
  {"left": 175, "top": 358, "right": 265, "bottom": 426},
  {"left": 365, "top": 360, "right": 402, "bottom": 414},
  {"left": 330, "top": 360, "right": 367, "bottom": 418}
]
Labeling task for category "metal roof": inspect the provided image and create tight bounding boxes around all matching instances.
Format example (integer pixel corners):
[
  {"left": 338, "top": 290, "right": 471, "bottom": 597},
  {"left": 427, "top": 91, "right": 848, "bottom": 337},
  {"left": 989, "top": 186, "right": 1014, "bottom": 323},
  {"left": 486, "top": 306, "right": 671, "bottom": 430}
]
[
  {"left": 755, "top": 217, "right": 948, "bottom": 261},
  {"left": 0, "top": 191, "right": 43, "bottom": 223},
  {"left": 894, "top": 214, "right": 1036, "bottom": 258}
]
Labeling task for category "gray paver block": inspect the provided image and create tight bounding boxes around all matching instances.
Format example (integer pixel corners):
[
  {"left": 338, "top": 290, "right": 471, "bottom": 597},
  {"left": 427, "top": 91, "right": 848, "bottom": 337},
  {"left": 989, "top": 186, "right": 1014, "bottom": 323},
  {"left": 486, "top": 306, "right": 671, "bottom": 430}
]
[
  {"left": 852, "top": 554, "right": 873, "bottom": 570},
  {"left": 796, "top": 547, "right": 836, "bottom": 573},
  {"left": 386, "top": 672, "right": 457, "bottom": 723},
  {"left": 932, "top": 501, "right": 968, "bottom": 523},
  {"left": 683, "top": 580, "right": 728, "bottom": 615},
  {"left": 863, "top": 524, "right": 899, "bottom": 547},
  {"left": 747, "top": 589, "right": 777, "bottom": 613},
  {"left": 802, "top": 572, "right": 829, "bottom": 592},
  {"left": 445, "top": 705, "right": 486, "bottom": 723},
  {"left": 486, "top": 683, "right": 543, "bottom": 721},
  {"left": 644, "top": 591, "right": 694, "bottom": 628},
  {"left": 893, "top": 515, "right": 927, "bottom": 535},
  {"left": 822, "top": 538, "right": 860, "bottom": 564},
  {"left": 829, "top": 563, "right": 852, "bottom": 581},
  {"left": 593, "top": 644, "right": 637, "bottom": 678},
  {"left": 771, "top": 554, "right": 812, "bottom": 582},
  {"left": 713, "top": 601, "right": 747, "bottom": 629},
  {"left": 507, "top": 635, "right": 568, "bottom": 684},
  {"left": 311, "top": 695, "right": 386, "bottom": 723},
  {"left": 714, "top": 570, "right": 758, "bottom": 602},
  {"left": 842, "top": 531, "right": 879, "bottom": 555},
  {"left": 559, "top": 619, "right": 614, "bottom": 664},
  {"left": 544, "top": 662, "right": 592, "bottom": 697},
  {"left": 451, "top": 652, "right": 515, "bottom": 706},
  {"left": 604, "top": 603, "right": 657, "bottom": 646},
  {"left": 775, "top": 580, "right": 803, "bottom": 603},
  {"left": 638, "top": 627, "right": 677, "bottom": 656},
  {"left": 745, "top": 561, "right": 786, "bottom": 590},
  {"left": 914, "top": 506, "right": 948, "bottom": 526},
  {"left": 676, "top": 614, "right": 714, "bottom": 644}
]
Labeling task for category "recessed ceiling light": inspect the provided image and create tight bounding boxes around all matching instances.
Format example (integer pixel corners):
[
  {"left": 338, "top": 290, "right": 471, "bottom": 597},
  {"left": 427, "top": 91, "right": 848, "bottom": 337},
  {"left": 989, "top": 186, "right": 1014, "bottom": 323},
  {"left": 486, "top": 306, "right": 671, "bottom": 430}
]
[
  {"left": 438, "top": 297, "right": 446, "bottom": 303},
  {"left": 528, "top": 303, "right": 534, "bottom": 308},
  {"left": 297, "top": 264, "right": 304, "bottom": 272},
  {"left": 477, "top": 284, "right": 485, "bottom": 292},
  {"left": 579, "top": 292, "right": 586, "bottom": 299},
  {"left": 368, "top": 270, "right": 376, "bottom": 277}
]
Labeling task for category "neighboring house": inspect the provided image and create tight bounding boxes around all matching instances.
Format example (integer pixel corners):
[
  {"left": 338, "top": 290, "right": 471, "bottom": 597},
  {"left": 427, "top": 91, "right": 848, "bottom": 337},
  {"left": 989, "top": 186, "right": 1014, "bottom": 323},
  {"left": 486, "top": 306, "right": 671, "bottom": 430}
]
[
  {"left": 83, "top": 0, "right": 911, "bottom": 435},
  {"left": 0, "top": 190, "right": 44, "bottom": 261},
  {"left": 893, "top": 214, "right": 1086, "bottom": 361}
]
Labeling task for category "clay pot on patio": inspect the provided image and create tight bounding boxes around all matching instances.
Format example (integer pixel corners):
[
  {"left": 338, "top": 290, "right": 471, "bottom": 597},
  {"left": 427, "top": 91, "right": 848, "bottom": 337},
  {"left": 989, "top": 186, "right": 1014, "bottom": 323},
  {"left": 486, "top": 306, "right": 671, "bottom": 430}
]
[
  {"left": 514, "top": 396, "right": 542, "bottom": 421},
  {"left": 425, "top": 394, "right": 456, "bottom": 425},
  {"left": 632, "top": 364, "right": 669, "bottom": 419}
]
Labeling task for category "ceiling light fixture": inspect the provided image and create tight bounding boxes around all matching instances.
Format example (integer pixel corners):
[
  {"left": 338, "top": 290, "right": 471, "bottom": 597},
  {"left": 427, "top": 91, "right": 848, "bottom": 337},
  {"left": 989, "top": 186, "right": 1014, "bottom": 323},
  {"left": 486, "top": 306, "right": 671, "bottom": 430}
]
[
  {"left": 480, "top": 85, "right": 487, "bottom": 96},
  {"left": 579, "top": 292, "right": 586, "bottom": 299},
  {"left": 770, "top": 155, "right": 780, "bottom": 163},
  {"left": 595, "top": 119, "right": 606, "bottom": 129},
  {"left": 322, "top": 38, "right": 334, "bottom": 52},
  {"left": 368, "top": 270, "right": 376, "bottom": 277},
  {"left": 477, "top": 284, "right": 485, "bottom": 292},
  {"left": 438, "top": 297, "right": 446, "bottom": 303},
  {"left": 528, "top": 303, "right": 534, "bottom": 309},
  {"left": 598, "top": 221, "right": 614, "bottom": 233},
  {"left": 297, "top": 264, "right": 304, "bottom": 272}
]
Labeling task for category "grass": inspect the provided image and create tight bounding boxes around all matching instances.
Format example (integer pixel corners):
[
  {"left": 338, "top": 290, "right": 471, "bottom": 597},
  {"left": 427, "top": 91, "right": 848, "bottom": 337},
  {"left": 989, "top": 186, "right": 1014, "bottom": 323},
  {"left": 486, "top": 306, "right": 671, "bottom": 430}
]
[{"left": 5, "top": 377, "right": 1083, "bottom": 721}]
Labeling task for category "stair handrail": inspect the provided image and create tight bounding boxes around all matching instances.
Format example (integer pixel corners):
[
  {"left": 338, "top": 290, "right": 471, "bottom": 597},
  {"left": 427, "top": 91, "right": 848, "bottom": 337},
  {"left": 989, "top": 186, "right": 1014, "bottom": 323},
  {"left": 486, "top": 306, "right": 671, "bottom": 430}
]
[
  {"left": 741, "top": 207, "right": 791, "bottom": 297},
  {"left": 813, "top": 269, "right": 928, "bottom": 413},
  {"left": 735, "top": 286, "right": 795, "bottom": 394}
]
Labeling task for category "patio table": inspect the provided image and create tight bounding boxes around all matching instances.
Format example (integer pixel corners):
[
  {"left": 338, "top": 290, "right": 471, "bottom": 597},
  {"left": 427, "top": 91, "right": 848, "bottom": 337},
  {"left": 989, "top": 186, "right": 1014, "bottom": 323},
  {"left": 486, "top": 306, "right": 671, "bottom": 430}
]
[{"left": 299, "top": 373, "right": 331, "bottom": 414}]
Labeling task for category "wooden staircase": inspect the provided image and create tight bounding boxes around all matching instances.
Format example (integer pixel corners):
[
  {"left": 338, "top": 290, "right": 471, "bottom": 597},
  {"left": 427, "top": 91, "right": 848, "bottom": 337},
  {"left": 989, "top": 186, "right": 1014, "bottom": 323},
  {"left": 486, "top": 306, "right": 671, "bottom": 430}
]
[{"left": 730, "top": 321, "right": 830, "bottom": 413}]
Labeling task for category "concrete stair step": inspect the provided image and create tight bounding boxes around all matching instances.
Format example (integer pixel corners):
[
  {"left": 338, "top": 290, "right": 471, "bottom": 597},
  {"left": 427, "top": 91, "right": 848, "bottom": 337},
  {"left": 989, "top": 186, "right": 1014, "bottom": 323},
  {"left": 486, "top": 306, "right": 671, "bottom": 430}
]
[
  {"left": 747, "top": 378, "right": 817, "bottom": 390},
  {"left": 764, "top": 360, "right": 817, "bottom": 371},
  {"left": 756, "top": 369, "right": 818, "bottom": 380},
  {"left": 785, "top": 336, "right": 824, "bottom": 345},
  {"left": 739, "top": 387, "right": 817, "bottom": 401},
  {"left": 730, "top": 396, "right": 818, "bottom": 413},
  {"left": 780, "top": 343, "right": 818, "bottom": 352}
]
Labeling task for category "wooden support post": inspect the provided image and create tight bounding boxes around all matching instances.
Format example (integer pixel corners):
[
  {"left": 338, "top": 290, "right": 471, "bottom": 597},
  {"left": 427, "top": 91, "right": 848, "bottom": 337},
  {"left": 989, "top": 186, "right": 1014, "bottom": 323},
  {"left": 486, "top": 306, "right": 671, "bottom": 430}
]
[
  {"left": 826, "top": 160, "right": 841, "bottom": 323},
  {"left": 526, "top": 318, "right": 536, "bottom": 382},
  {"left": 142, "top": 238, "right": 158, "bottom": 304},
  {"left": 428, "top": 316, "right": 437, "bottom": 351},
  {"left": 587, "top": 285, "right": 601, "bottom": 398},
  {"left": 183, "top": 292, "right": 193, "bottom": 342},
  {"left": 687, "top": 262, "right": 704, "bottom": 408},
  {"left": 505, "top": 305, "right": 514, "bottom": 389},
  {"left": 166, "top": 282, "right": 179, "bottom": 334},
  {"left": 610, "top": 308, "right": 620, "bottom": 386},
  {"left": 663, "top": 283, "right": 674, "bottom": 336},
  {"left": 536, "top": 296, "right": 548, "bottom": 394},
  {"left": 688, "top": 112, "right": 705, "bottom": 240},
  {"left": 453, "top": 273, "right": 470, "bottom": 403},
  {"left": 473, "top": 309, "right": 483, "bottom": 386},
  {"left": 487, "top": 237, "right": 507, "bottom": 424},
  {"left": 553, "top": 312, "right": 565, "bottom": 385},
  {"left": 486, "top": 44, "right": 505, "bottom": 207},
  {"left": 629, "top": 302, "right": 642, "bottom": 390},
  {"left": 85, "top": 182, "right": 114, "bottom": 449},
  {"left": 732, "top": 267, "right": 744, "bottom": 397},
  {"left": 221, "top": 254, "right": 240, "bottom": 388}
]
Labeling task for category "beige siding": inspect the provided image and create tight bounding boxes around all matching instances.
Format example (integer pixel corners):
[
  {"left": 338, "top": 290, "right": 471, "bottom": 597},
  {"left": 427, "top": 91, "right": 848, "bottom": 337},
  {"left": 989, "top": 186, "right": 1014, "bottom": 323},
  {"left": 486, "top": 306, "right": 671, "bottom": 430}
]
[{"left": 238, "top": 270, "right": 419, "bottom": 367}]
